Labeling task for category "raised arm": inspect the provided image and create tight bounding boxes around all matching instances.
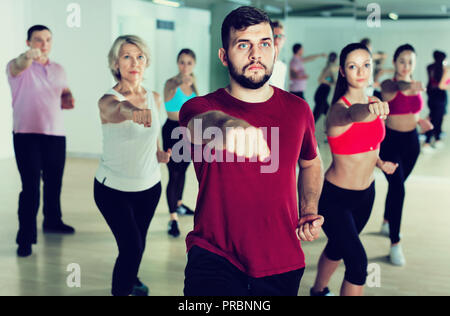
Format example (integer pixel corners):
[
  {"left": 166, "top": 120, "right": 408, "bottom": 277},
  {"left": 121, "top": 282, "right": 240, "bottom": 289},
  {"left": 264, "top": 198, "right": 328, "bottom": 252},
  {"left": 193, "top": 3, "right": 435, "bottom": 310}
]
[
  {"left": 164, "top": 78, "right": 180, "bottom": 103},
  {"left": 326, "top": 100, "right": 388, "bottom": 130},
  {"left": 303, "top": 53, "right": 327, "bottom": 63},
  {"left": 98, "top": 94, "right": 151, "bottom": 127},
  {"left": 186, "top": 111, "right": 270, "bottom": 161},
  {"left": 9, "top": 48, "right": 42, "bottom": 77}
]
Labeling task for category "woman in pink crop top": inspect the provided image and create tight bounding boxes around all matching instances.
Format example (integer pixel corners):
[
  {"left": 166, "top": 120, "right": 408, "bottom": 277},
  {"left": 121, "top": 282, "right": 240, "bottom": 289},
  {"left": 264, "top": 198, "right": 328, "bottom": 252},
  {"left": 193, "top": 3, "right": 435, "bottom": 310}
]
[
  {"left": 379, "top": 44, "right": 433, "bottom": 267},
  {"left": 311, "top": 43, "right": 398, "bottom": 297}
]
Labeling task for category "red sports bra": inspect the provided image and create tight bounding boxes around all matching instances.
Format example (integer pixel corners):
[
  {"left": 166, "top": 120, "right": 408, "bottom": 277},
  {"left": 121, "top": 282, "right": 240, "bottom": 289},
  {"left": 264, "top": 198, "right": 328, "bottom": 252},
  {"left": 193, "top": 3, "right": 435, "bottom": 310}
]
[{"left": 328, "top": 97, "right": 386, "bottom": 155}]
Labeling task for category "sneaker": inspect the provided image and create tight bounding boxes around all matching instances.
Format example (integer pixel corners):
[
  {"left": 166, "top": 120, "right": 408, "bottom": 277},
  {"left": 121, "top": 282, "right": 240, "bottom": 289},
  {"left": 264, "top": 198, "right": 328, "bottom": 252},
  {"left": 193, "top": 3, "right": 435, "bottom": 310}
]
[
  {"left": 310, "top": 287, "right": 335, "bottom": 297},
  {"left": 380, "top": 222, "right": 390, "bottom": 237},
  {"left": 434, "top": 141, "right": 445, "bottom": 150},
  {"left": 177, "top": 205, "right": 195, "bottom": 216},
  {"left": 17, "top": 244, "right": 32, "bottom": 257},
  {"left": 422, "top": 144, "right": 435, "bottom": 154},
  {"left": 43, "top": 222, "right": 75, "bottom": 234},
  {"left": 390, "top": 244, "right": 406, "bottom": 266},
  {"left": 168, "top": 220, "right": 180, "bottom": 238},
  {"left": 131, "top": 279, "right": 149, "bottom": 296}
]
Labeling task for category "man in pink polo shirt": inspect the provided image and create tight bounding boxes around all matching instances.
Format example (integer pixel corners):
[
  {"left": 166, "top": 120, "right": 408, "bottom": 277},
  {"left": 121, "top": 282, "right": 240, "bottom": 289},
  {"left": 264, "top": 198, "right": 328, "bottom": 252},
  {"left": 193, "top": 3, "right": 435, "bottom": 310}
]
[
  {"left": 6, "top": 25, "right": 75, "bottom": 257},
  {"left": 289, "top": 43, "right": 327, "bottom": 101}
]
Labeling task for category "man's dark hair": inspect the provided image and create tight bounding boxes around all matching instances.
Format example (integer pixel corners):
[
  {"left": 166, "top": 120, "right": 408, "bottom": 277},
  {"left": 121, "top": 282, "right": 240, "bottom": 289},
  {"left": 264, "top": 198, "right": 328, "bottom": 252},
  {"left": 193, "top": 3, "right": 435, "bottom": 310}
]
[
  {"left": 221, "top": 6, "right": 273, "bottom": 51},
  {"left": 293, "top": 43, "right": 303, "bottom": 55},
  {"left": 27, "top": 25, "right": 51, "bottom": 41}
]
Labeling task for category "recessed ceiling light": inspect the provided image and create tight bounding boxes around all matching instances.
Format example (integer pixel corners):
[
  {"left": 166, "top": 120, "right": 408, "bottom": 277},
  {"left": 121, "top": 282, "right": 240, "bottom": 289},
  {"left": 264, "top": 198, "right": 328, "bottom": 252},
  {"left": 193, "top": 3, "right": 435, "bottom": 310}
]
[
  {"left": 389, "top": 12, "right": 399, "bottom": 20},
  {"left": 153, "top": 0, "right": 181, "bottom": 8},
  {"left": 227, "top": 0, "right": 252, "bottom": 6}
]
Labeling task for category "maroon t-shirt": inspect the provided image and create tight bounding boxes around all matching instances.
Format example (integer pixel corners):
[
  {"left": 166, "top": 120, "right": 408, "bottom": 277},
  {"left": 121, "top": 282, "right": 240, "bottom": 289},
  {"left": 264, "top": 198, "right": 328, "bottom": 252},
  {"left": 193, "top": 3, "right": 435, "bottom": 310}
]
[{"left": 179, "top": 86, "right": 318, "bottom": 278}]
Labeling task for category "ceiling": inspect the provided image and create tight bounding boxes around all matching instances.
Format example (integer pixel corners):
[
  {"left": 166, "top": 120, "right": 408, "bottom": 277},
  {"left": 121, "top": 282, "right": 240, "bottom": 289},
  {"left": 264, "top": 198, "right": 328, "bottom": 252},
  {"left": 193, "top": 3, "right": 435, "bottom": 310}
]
[{"left": 147, "top": 0, "right": 450, "bottom": 19}]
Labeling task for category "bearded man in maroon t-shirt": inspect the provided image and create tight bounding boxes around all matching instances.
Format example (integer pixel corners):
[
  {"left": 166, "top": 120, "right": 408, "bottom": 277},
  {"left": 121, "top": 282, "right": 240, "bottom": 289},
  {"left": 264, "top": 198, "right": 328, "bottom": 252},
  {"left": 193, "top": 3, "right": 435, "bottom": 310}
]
[{"left": 179, "top": 6, "right": 325, "bottom": 296}]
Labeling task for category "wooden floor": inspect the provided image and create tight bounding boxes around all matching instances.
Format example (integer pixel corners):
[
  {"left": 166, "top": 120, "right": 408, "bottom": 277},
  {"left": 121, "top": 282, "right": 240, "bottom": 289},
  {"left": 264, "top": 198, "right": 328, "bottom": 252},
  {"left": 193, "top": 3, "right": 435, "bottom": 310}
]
[{"left": 1, "top": 125, "right": 450, "bottom": 296}]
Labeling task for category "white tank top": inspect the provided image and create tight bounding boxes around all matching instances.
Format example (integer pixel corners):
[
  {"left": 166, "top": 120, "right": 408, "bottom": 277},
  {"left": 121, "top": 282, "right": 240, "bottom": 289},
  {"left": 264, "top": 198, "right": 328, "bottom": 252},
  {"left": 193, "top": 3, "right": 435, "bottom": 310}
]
[{"left": 95, "top": 88, "right": 161, "bottom": 192}]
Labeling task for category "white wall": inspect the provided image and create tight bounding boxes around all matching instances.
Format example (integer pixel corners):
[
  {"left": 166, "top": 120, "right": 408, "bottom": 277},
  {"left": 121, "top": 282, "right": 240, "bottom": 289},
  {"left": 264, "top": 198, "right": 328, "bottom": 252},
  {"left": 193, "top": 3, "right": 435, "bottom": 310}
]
[{"left": 0, "top": 0, "right": 26, "bottom": 159}]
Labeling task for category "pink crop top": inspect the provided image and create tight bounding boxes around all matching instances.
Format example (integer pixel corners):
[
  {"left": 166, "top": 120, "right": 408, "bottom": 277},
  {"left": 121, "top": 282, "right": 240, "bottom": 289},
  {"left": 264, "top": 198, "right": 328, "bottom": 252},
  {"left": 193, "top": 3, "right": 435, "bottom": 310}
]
[
  {"left": 328, "top": 97, "right": 386, "bottom": 155},
  {"left": 388, "top": 90, "right": 424, "bottom": 115}
]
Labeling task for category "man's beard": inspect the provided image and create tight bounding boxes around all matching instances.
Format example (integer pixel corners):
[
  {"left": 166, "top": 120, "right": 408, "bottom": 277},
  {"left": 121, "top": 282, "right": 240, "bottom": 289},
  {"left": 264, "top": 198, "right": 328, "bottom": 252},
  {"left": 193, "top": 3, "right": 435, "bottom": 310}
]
[{"left": 227, "top": 56, "right": 274, "bottom": 90}]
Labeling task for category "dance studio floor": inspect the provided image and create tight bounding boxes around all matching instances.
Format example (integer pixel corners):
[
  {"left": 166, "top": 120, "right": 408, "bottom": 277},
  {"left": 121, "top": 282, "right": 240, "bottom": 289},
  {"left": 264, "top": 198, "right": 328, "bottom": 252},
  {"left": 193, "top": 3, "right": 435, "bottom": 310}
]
[{"left": 1, "top": 123, "right": 450, "bottom": 296}]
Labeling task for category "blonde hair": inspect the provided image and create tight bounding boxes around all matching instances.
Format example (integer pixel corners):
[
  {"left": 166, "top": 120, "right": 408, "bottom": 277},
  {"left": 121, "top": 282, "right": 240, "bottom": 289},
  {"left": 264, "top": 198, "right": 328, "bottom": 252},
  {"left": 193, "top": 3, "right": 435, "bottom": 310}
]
[{"left": 108, "top": 35, "right": 151, "bottom": 82}]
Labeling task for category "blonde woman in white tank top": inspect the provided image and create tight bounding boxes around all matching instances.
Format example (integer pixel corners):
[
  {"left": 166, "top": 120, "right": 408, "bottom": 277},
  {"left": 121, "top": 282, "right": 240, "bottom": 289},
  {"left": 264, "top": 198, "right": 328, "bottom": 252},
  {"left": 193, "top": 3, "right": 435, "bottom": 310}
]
[{"left": 94, "top": 35, "right": 171, "bottom": 296}]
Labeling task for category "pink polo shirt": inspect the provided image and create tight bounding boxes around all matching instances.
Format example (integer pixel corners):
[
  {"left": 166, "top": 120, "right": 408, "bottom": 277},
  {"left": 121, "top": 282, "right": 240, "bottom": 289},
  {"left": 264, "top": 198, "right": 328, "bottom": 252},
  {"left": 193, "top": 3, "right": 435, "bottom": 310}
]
[
  {"left": 289, "top": 56, "right": 307, "bottom": 93},
  {"left": 6, "top": 59, "right": 68, "bottom": 136}
]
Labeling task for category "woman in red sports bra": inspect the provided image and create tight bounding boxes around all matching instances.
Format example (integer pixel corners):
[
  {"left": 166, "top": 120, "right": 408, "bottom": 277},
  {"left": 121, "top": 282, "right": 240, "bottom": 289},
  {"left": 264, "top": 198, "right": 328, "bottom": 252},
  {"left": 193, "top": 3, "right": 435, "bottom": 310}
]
[
  {"left": 311, "top": 43, "right": 398, "bottom": 297},
  {"left": 379, "top": 44, "right": 433, "bottom": 267}
]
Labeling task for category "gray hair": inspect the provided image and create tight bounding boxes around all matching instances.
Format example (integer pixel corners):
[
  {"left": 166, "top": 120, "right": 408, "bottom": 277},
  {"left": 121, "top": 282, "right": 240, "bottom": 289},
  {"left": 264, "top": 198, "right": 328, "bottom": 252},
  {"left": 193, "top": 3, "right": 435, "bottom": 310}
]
[{"left": 108, "top": 35, "right": 151, "bottom": 82}]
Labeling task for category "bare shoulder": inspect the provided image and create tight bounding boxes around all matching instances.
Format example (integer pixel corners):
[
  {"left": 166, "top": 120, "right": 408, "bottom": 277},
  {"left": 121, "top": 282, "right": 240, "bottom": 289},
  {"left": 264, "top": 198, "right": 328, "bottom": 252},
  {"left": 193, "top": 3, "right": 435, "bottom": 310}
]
[{"left": 98, "top": 94, "right": 119, "bottom": 108}]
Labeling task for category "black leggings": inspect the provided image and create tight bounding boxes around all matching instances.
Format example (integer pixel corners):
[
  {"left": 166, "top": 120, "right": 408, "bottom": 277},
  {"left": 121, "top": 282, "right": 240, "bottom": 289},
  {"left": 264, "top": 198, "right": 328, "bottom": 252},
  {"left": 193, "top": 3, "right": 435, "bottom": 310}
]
[
  {"left": 13, "top": 133, "right": 66, "bottom": 245},
  {"left": 162, "top": 119, "right": 191, "bottom": 214},
  {"left": 319, "top": 180, "right": 375, "bottom": 286},
  {"left": 426, "top": 89, "right": 447, "bottom": 143},
  {"left": 313, "top": 84, "right": 331, "bottom": 122},
  {"left": 94, "top": 180, "right": 162, "bottom": 296},
  {"left": 380, "top": 128, "right": 420, "bottom": 244}
]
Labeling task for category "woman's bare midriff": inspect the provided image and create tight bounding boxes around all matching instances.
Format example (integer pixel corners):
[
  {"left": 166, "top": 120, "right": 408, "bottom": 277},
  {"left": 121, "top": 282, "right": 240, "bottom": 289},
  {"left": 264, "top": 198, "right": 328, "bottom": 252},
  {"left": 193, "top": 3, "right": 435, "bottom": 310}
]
[
  {"left": 325, "top": 151, "right": 379, "bottom": 191},
  {"left": 386, "top": 114, "right": 418, "bottom": 132},
  {"left": 167, "top": 111, "right": 180, "bottom": 122}
]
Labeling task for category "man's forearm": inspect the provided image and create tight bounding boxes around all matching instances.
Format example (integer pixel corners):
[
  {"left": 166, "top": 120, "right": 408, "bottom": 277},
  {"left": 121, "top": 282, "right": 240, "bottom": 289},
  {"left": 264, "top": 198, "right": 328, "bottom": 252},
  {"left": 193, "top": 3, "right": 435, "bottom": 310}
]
[
  {"left": 187, "top": 111, "right": 242, "bottom": 145},
  {"left": 298, "top": 155, "right": 324, "bottom": 217},
  {"left": 11, "top": 53, "right": 32, "bottom": 75}
]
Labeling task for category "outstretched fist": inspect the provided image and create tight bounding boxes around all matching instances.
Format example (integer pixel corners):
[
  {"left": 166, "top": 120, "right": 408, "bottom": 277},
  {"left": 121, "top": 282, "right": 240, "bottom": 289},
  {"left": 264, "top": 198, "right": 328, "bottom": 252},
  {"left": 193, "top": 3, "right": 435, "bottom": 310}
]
[
  {"left": 368, "top": 101, "right": 390, "bottom": 120},
  {"left": 26, "top": 48, "right": 42, "bottom": 61},
  {"left": 132, "top": 109, "right": 152, "bottom": 128}
]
